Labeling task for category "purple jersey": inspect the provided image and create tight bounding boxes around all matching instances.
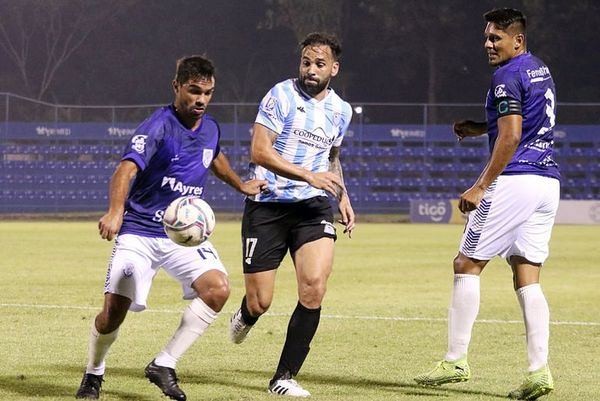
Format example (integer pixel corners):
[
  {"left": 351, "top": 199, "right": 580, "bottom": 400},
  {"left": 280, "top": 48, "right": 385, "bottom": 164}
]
[
  {"left": 485, "top": 52, "right": 560, "bottom": 180},
  {"left": 119, "top": 105, "right": 221, "bottom": 237}
]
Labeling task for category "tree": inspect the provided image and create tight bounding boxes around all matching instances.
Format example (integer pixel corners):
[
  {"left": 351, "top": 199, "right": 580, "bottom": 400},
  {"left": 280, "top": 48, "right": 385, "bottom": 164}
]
[
  {"left": 360, "top": 0, "right": 473, "bottom": 106},
  {"left": 258, "top": 0, "right": 356, "bottom": 96},
  {"left": 0, "top": 0, "right": 133, "bottom": 101},
  {"left": 260, "top": 0, "right": 345, "bottom": 41}
]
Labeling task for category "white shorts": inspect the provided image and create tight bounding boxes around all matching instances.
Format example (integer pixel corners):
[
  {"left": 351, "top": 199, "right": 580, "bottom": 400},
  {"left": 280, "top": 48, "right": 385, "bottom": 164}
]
[
  {"left": 459, "top": 175, "right": 560, "bottom": 264},
  {"left": 104, "top": 234, "right": 227, "bottom": 311}
]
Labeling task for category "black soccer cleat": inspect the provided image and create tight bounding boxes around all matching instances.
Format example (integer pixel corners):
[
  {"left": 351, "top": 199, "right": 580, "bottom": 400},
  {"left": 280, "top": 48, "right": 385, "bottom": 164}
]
[
  {"left": 144, "top": 359, "right": 187, "bottom": 401},
  {"left": 75, "top": 373, "right": 103, "bottom": 399}
]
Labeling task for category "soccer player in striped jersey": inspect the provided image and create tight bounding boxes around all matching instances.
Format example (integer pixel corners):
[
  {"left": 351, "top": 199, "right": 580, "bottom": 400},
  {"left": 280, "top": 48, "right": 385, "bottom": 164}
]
[
  {"left": 75, "top": 56, "right": 266, "bottom": 400},
  {"left": 414, "top": 9, "right": 558, "bottom": 400},
  {"left": 229, "top": 32, "right": 355, "bottom": 397}
]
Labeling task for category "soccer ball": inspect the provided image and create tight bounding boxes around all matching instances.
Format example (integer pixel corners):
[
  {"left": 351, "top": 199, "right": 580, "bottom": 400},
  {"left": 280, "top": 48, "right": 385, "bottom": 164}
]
[{"left": 163, "top": 196, "right": 215, "bottom": 247}]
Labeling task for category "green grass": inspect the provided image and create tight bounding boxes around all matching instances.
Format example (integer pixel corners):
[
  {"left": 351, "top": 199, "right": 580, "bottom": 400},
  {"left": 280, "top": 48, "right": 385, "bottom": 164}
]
[{"left": 0, "top": 221, "right": 599, "bottom": 400}]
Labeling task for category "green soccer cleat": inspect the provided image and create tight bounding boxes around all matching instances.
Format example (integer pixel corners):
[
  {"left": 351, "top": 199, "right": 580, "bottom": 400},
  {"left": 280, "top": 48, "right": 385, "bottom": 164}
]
[
  {"left": 508, "top": 366, "right": 554, "bottom": 400},
  {"left": 414, "top": 356, "right": 471, "bottom": 386}
]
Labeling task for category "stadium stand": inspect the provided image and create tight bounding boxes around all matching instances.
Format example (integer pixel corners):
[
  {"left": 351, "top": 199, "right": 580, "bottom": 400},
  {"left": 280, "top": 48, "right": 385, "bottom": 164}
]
[{"left": 1, "top": 97, "right": 598, "bottom": 214}]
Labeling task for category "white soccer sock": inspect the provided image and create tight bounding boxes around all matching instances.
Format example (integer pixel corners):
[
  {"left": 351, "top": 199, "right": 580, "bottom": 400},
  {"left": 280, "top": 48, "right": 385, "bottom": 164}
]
[
  {"left": 446, "top": 274, "right": 480, "bottom": 361},
  {"left": 85, "top": 323, "right": 119, "bottom": 375},
  {"left": 154, "top": 297, "right": 217, "bottom": 369},
  {"left": 516, "top": 283, "right": 550, "bottom": 372}
]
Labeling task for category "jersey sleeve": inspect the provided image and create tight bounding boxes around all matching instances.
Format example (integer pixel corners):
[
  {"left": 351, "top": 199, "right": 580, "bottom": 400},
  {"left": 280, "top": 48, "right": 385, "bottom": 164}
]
[
  {"left": 491, "top": 66, "right": 523, "bottom": 103},
  {"left": 255, "top": 84, "right": 290, "bottom": 134},
  {"left": 333, "top": 102, "right": 353, "bottom": 147},
  {"left": 491, "top": 66, "right": 524, "bottom": 117},
  {"left": 121, "top": 120, "right": 165, "bottom": 171}
]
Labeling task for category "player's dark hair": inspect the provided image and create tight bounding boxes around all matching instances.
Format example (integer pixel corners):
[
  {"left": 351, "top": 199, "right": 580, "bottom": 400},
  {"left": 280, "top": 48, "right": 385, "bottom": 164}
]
[
  {"left": 174, "top": 55, "right": 215, "bottom": 84},
  {"left": 484, "top": 8, "right": 527, "bottom": 34},
  {"left": 300, "top": 32, "right": 342, "bottom": 61}
]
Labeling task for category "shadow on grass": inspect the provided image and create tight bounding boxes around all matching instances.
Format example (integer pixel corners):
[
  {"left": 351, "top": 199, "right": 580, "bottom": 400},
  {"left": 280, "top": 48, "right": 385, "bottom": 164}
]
[
  {"left": 12, "top": 364, "right": 507, "bottom": 400},
  {"left": 0, "top": 372, "right": 154, "bottom": 400},
  {"left": 200, "top": 368, "right": 509, "bottom": 399}
]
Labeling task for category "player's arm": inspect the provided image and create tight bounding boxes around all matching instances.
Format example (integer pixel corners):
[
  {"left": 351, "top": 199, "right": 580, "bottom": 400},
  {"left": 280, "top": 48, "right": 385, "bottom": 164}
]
[
  {"left": 251, "top": 122, "right": 342, "bottom": 196},
  {"left": 210, "top": 151, "right": 266, "bottom": 196},
  {"left": 453, "top": 120, "right": 488, "bottom": 141},
  {"left": 328, "top": 146, "right": 347, "bottom": 200},
  {"left": 99, "top": 160, "right": 138, "bottom": 241},
  {"left": 459, "top": 113, "right": 522, "bottom": 213},
  {"left": 329, "top": 146, "right": 355, "bottom": 237}
]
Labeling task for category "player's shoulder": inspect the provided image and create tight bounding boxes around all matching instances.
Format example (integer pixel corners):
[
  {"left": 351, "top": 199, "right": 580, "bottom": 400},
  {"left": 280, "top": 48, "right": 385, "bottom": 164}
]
[
  {"left": 267, "top": 78, "right": 297, "bottom": 99},
  {"left": 496, "top": 53, "right": 549, "bottom": 81},
  {"left": 328, "top": 87, "right": 353, "bottom": 116},
  {"left": 493, "top": 58, "right": 522, "bottom": 82},
  {"left": 260, "top": 79, "right": 296, "bottom": 115},
  {"left": 134, "top": 105, "right": 173, "bottom": 136},
  {"left": 200, "top": 114, "right": 222, "bottom": 138},
  {"left": 201, "top": 113, "right": 219, "bottom": 128}
]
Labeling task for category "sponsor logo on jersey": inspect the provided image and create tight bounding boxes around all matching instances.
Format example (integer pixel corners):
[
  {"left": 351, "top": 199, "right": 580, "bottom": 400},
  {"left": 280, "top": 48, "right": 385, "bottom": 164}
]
[
  {"left": 296, "top": 106, "right": 306, "bottom": 113},
  {"left": 161, "top": 176, "right": 204, "bottom": 196},
  {"left": 264, "top": 96, "right": 277, "bottom": 111},
  {"left": 203, "top": 149, "right": 213, "bottom": 168},
  {"left": 261, "top": 96, "right": 279, "bottom": 120},
  {"left": 525, "top": 139, "right": 553, "bottom": 152},
  {"left": 494, "top": 84, "right": 508, "bottom": 98},
  {"left": 293, "top": 127, "right": 334, "bottom": 148},
  {"left": 526, "top": 65, "right": 550, "bottom": 79},
  {"left": 131, "top": 134, "right": 147, "bottom": 153}
]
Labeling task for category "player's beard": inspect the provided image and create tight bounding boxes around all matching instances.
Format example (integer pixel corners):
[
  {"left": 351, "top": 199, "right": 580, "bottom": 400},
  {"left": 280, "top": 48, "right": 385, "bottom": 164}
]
[{"left": 299, "top": 75, "right": 329, "bottom": 97}]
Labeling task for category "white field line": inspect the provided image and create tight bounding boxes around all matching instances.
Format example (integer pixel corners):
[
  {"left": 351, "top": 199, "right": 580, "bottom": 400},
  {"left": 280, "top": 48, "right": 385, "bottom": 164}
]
[{"left": 1, "top": 303, "right": 599, "bottom": 327}]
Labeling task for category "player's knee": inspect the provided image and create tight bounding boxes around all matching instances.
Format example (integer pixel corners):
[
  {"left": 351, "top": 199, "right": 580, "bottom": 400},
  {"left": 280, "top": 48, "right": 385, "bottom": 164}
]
[
  {"left": 453, "top": 254, "right": 467, "bottom": 273},
  {"left": 246, "top": 296, "right": 271, "bottom": 316},
  {"left": 200, "top": 281, "right": 230, "bottom": 311},
  {"left": 298, "top": 277, "right": 327, "bottom": 307},
  {"left": 453, "top": 254, "right": 484, "bottom": 275},
  {"left": 96, "top": 307, "right": 127, "bottom": 333}
]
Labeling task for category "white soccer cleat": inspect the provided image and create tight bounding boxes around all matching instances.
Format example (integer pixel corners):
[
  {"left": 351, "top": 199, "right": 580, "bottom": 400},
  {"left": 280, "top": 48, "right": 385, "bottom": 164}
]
[
  {"left": 229, "top": 308, "right": 253, "bottom": 344},
  {"left": 268, "top": 378, "right": 311, "bottom": 397}
]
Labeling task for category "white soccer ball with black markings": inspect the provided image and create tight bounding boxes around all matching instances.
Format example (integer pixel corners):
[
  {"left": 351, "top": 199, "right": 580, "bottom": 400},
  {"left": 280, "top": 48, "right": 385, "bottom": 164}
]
[{"left": 163, "top": 196, "right": 215, "bottom": 247}]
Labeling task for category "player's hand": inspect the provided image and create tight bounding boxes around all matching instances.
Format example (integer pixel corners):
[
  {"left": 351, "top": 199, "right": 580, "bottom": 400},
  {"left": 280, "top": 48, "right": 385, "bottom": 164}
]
[
  {"left": 337, "top": 194, "right": 355, "bottom": 238},
  {"left": 240, "top": 179, "right": 268, "bottom": 196},
  {"left": 453, "top": 120, "right": 480, "bottom": 141},
  {"left": 458, "top": 184, "right": 486, "bottom": 213},
  {"left": 306, "top": 171, "right": 343, "bottom": 198},
  {"left": 98, "top": 211, "right": 123, "bottom": 241}
]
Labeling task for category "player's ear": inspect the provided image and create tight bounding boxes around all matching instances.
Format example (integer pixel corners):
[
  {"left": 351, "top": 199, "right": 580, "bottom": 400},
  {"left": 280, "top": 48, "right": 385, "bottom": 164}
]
[
  {"left": 514, "top": 33, "right": 525, "bottom": 50},
  {"left": 172, "top": 80, "right": 179, "bottom": 94},
  {"left": 331, "top": 61, "right": 340, "bottom": 77}
]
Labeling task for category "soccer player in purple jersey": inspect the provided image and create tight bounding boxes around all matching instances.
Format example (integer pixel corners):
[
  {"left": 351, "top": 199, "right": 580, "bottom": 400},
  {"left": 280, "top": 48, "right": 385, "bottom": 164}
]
[
  {"left": 75, "top": 56, "right": 266, "bottom": 401},
  {"left": 414, "top": 9, "right": 558, "bottom": 400}
]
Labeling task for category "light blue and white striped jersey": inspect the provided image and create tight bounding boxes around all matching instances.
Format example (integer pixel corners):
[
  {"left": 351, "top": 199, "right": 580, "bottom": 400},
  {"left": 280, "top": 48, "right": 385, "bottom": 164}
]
[{"left": 249, "top": 78, "right": 352, "bottom": 202}]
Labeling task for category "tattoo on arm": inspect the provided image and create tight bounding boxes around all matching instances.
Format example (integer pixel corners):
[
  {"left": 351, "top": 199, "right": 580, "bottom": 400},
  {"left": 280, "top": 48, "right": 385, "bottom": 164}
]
[
  {"left": 329, "top": 148, "right": 346, "bottom": 199},
  {"left": 267, "top": 130, "right": 278, "bottom": 144}
]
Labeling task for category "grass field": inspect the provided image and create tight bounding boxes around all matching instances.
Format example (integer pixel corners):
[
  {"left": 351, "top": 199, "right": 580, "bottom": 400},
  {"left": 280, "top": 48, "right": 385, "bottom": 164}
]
[{"left": 0, "top": 220, "right": 599, "bottom": 401}]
